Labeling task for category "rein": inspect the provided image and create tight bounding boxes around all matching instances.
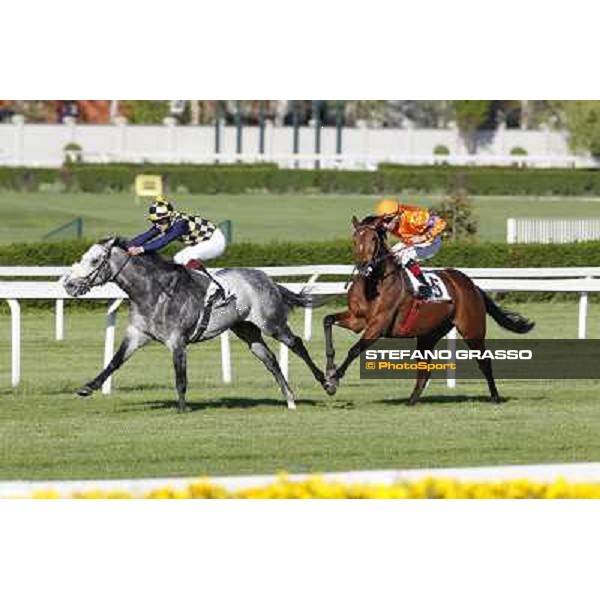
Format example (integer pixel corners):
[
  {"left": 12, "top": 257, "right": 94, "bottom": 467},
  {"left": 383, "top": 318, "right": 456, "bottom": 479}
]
[
  {"left": 76, "top": 245, "right": 133, "bottom": 294},
  {"left": 354, "top": 223, "right": 395, "bottom": 280}
]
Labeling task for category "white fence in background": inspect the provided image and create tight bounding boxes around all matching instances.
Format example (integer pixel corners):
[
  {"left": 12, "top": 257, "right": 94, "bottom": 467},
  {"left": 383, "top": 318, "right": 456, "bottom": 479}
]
[
  {"left": 2, "top": 265, "right": 600, "bottom": 393},
  {"left": 507, "top": 218, "right": 600, "bottom": 244},
  {"left": 1, "top": 117, "right": 592, "bottom": 169}
]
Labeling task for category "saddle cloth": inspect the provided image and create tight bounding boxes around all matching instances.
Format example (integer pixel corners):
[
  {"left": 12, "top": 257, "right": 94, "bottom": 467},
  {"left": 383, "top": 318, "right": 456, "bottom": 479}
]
[{"left": 406, "top": 270, "right": 452, "bottom": 302}]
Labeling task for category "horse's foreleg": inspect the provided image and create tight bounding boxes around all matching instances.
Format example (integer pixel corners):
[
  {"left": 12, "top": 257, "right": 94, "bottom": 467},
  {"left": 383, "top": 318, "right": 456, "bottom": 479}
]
[
  {"left": 323, "top": 311, "right": 365, "bottom": 377},
  {"left": 78, "top": 326, "right": 149, "bottom": 397},
  {"left": 326, "top": 317, "right": 388, "bottom": 395},
  {"left": 232, "top": 322, "right": 297, "bottom": 410},
  {"left": 170, "top": 341, "right": 189, "bottom": 412}
]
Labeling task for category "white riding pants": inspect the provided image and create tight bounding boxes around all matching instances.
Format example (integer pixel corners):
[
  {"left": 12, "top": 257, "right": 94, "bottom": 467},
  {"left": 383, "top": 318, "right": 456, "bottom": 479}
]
[
  {"left": 391, "top": 236, "right": 442, "bottom": 266},
  {"left": 173, "top": 228, "right": 227, "bottom": 264}
]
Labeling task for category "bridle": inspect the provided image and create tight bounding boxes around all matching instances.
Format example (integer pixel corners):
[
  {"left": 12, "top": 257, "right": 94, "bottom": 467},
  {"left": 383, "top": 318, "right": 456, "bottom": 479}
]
[
  {"left": 353, "top": 223, "right": 393, "bottom": 278},
  {"left": 73, "top": 244, "right": 132, "bottom": 293}
]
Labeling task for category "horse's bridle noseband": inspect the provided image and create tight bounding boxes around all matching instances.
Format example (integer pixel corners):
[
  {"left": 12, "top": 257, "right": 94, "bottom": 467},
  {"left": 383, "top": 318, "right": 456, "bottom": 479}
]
[{"left": 73, "top": 244, "right": 132, "bottom": 293}]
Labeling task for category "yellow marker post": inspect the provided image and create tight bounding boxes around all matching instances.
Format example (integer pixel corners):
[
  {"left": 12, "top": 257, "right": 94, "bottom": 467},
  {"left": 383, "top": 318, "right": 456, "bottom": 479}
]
[{"left": 134, "top": 174, "right": 163, "bottom": 205}]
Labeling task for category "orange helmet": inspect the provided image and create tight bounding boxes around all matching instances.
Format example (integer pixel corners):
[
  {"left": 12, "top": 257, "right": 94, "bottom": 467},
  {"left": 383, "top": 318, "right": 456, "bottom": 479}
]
[{"left": 375, "top": 198, "right": 400, "bottom": 217}]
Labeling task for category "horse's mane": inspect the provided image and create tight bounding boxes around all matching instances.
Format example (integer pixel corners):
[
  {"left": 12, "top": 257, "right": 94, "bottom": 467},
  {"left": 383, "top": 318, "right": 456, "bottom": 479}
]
[
  {"left": 99, "top": 236, "right": 188, "bottom": 274},
  {"left": 359, "top": 214, "right": 381, "bottom": 226},
  {"left": 357, "top": 215, "right": 388, "bottom": 243}
]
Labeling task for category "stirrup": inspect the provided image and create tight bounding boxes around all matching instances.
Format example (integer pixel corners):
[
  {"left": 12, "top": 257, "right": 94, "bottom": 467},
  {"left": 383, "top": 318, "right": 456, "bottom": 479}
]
[
  {"left": 209, "top": 286, "right": 235, "bottom": 307},
  {"left": 416, "top": 285, "right": 433, "bottom": 300}
]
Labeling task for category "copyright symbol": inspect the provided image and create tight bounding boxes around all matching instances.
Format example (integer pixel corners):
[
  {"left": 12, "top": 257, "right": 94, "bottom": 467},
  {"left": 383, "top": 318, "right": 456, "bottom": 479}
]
[{"left": 365, "top": 362, "right": 376, "bottom": 370}]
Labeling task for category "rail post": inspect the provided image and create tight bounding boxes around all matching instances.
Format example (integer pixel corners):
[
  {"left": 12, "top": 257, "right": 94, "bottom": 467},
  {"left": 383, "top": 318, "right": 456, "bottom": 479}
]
[
  {"left": 578, "top": 278, "right": 591, "bottom": 339},
  {"left": 447, "top": 327, "right": 457, "bottom": 389},
  {"left": 7, "top": 300, "right": 20, "bottom": 387},
  {"left": 102, "top": 299, "right": 123, "bottom": 395},
  {"left": 220, "top": 331, "right": 232, "bottom": 383},
  {"left": 303, "top": 273, "right": 320, "bottom": 340},
  {"left": 55, "top": 299, "right": 64, "bottom": 340}
]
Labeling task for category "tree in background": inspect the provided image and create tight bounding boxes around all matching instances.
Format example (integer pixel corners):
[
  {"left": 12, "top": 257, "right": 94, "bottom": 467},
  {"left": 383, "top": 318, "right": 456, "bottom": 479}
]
[
  {"left": 432, "top": 174, "right": 478, "bottom": 241},
  {"left": 122, "top": 101, "right": 170, "bottom": 124},
  {"left": 562, "top": 101, "right": 600, "bottom": 156},
  {"left": 354, "top": 101, "right": 387, "bottom": 126},
  {"left": 451, "top": 100, "right": 492, "bottom": 153},
  {"left": 386, "top": 100, "right": 453, "bottom": 127}
]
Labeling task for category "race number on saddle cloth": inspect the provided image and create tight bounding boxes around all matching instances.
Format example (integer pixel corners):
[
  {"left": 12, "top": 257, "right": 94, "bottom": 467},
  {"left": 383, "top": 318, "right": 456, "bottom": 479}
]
[
  {"left": 127, "top": 196, "right": 231, "bottom": 303},
  {"left": 375, "top": 198, "right": 447, "bottom": 301}
]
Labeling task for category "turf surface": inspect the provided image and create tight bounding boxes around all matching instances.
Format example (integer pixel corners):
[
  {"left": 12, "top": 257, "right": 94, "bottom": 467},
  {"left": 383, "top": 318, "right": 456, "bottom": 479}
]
[
  {"left": 1, "top": 302, "right": 599, "bottom": 480},
  {"left": 2, "top": 192, "right": 600, "bottom": 244}
]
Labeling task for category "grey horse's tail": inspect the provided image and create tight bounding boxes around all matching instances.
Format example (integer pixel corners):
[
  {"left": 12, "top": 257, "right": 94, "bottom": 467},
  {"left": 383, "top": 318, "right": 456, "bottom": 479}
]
[
  {"left": 277, "top": 284, "right": 329, "bottom": 309},
  {"left": 480, "top": 289, "right": 535, "bottom": 334}
]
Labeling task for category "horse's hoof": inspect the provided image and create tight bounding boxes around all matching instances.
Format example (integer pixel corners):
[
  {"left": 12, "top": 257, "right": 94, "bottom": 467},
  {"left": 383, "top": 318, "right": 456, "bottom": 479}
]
[
  {"left": 77, "top": 385, "right": 93, "bottom": 397},
  {"left": 177, "top": 404, "right": 192, "bottom": 413},
  {"left": 324, "top": 380, "right": 338, "bottom": 396},
  {"left": 490, "top": 395, "right": 505, "bottom": 404},
  {"left": 406, "top": 398, "right": 417, "bottom": 407}
]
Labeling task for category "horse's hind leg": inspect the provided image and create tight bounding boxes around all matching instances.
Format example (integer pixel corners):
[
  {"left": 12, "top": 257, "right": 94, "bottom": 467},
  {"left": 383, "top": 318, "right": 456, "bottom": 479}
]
[
  {"left": 232, "top": 322, "right": 297, "bottom": 410},
  {"left": 455, "top": 334, "right": 502, "bottom": 403},
  {"left": 271, "top": 325, "right": 325, "bottom": 387},
  {"left": 407, "top": 319, "right": 454, "bottom": 406},
  {"left": 78, "top": 326, "right": 150, "bottom": 397},
  {"left": 463, "top": 337, "right": 502, "bottom": 403},
  {"left": 452, "top": 283, "right": 502, "bottom": 403}
]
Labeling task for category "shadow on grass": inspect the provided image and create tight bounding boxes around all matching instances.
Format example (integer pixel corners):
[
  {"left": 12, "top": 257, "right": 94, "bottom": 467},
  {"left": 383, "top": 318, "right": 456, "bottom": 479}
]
[
  {"left": 131, "top": 396, "right": 321, "bottom": 412},
  {"left": 377, "top": 394, "right": 510, "bottom": 406}
]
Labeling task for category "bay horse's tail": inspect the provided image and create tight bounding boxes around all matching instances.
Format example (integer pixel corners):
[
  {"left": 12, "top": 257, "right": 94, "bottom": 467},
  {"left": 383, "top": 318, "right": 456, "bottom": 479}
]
[
  {"left": 276, "top": 284, "right": 329, "bottom": 309},
  {"left": 479, "top": 289, "right": 535, "bottom": 334}
]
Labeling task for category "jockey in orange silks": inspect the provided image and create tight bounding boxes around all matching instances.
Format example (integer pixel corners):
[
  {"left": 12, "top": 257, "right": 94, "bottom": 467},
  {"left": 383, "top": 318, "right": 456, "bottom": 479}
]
[{"left": 375, "top": 198, "right": 446, "bottom": 299}]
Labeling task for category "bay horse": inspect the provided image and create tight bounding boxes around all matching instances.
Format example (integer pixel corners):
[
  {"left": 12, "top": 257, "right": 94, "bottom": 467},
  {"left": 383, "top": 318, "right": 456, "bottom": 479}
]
[
  {"left": 63, "top": 237, "right": 326, "bottom": 411},
  {"left": 323, "top": 216, "right": 535, "bottom": 404}
]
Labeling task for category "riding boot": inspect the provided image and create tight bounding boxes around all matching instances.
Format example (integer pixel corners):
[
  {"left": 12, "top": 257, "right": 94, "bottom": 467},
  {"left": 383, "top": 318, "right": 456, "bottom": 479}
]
[{"left": 405, "top": 259, "right": 432, "bottom": 300}]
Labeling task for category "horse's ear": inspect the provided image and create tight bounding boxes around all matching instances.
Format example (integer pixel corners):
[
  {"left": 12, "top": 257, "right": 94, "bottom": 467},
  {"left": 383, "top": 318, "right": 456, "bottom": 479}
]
[
  {"left": 351, "top": 216, "right": 359, "bottom": 228},
  {"left": 105, "top": 235, "right": 117, "bottom": 251}
]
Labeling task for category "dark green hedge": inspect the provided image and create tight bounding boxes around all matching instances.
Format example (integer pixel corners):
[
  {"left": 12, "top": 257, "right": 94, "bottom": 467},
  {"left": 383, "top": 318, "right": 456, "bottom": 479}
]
[
  {"left": 1, "top": 239, "right": 598, "bottom": 306},
  {"left": 1, "top": 238, "right": 598, "bottom": 268},
  {"left": 2, "top": 163, "right": 600, "bottom": 195}
]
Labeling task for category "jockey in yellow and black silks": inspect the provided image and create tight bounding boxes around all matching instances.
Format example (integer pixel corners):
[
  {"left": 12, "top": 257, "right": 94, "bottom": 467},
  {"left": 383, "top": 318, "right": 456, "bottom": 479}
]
[
  {"left": 375, "top": 198, "right": 446, "bottom": 299},
  {"left": 127, "top": 196, "right": 227, "bottom": 270}
]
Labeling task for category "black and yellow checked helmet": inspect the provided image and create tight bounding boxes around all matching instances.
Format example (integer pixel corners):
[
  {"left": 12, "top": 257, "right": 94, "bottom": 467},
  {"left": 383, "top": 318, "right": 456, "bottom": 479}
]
[{"left": 148, "top": 196, "right": 175, "bottom": 223}]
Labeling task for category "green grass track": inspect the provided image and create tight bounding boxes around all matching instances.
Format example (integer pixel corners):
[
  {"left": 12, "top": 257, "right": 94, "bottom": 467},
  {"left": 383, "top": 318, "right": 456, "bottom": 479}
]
[{"left": 1, "top": 302, "right": 599, "bottom": 480}]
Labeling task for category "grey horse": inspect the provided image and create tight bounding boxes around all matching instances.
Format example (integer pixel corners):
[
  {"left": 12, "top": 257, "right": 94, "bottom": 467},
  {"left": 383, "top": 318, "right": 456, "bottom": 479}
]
[{"left": 62, "top": 237, "right": 326, "bottom": 411}]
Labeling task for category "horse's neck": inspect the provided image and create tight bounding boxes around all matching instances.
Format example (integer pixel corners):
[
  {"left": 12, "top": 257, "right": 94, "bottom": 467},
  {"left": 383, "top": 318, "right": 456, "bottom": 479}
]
[
  {"left": 109, "top": 251, "right": 158, "bottom": 299},
  {"left": 381, "top": 256, "right": 407, "bottom": 293},
  {"left": 107, "top": 250, "right": 138, "bottom": 297},
  {"left": 110, "top": 251, "right": 207, "bottom": 303}
]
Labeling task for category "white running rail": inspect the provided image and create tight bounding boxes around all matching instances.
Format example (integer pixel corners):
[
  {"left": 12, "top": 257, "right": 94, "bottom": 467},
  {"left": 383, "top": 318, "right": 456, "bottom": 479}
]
[{"left": 2, "top": 266, "right": 600, "bottom": 392}]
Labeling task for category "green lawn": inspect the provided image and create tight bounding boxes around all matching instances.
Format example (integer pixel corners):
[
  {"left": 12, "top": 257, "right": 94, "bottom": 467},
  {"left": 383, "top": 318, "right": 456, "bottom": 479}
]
[
  {"left": 1, "top": 302, "right": 599, "bottom": 481},
  {"left": 1, "top": 191, "right": 599, "bottom": 244}
]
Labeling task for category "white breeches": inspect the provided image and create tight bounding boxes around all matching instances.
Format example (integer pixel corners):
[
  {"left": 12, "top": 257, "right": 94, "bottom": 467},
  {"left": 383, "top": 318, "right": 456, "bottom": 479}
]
[
  {"left": 173, "top": 228, "right": 227, "bottom": 264},
  {"left": 391, "top": 237, "right": 442, "bottom": 266}
]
